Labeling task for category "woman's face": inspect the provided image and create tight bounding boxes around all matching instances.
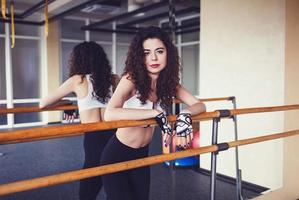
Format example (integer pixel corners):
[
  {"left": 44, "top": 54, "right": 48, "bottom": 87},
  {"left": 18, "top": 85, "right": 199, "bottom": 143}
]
[{"left": 143, "top": 38, "right": 167, "bottom": 75}]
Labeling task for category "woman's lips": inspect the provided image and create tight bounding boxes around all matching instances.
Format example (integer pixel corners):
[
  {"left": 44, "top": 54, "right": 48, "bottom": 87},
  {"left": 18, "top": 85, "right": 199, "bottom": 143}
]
[{"left": 150, "top": 64, "right": 160, "bottom": 68}]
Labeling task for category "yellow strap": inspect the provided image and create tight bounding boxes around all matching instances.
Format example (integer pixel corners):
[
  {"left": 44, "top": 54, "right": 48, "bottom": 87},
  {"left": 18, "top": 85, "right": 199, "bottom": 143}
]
[
  {"left": 1, "top": 0, "right": 6, "bottom": 18},
  {"left": 10, "top": 1, "right": 14, "bottom": 48},
  {"left": 44, "top": 0, "right": 48, "bottom": 37}
]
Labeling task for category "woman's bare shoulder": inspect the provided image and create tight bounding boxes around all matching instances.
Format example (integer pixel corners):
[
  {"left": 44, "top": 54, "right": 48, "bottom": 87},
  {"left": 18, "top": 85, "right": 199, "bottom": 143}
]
[
  {"left": 70, "top": 74, "right": 85, "bottom": 85},
  {"left": 114, "top": 74, "right": 136, "bottom": 97}
]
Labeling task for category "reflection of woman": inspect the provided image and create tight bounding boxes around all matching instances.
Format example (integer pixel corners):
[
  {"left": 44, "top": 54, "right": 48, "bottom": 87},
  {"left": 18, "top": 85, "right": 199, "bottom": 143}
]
[
  {"left": 39, "top": 41, "right": 119, "bottom": 200},
  {"left": 101, "top": 26, "right": 206, "bottom": 200}
]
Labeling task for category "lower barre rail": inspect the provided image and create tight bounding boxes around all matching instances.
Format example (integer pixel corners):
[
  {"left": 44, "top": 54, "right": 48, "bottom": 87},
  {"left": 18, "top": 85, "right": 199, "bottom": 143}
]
[{"left": 0, "top": 129, "right": 298, "bottom": 196}]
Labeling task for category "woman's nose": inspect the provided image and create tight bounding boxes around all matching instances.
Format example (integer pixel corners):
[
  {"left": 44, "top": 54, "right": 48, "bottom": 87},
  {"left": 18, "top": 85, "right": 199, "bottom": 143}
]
[{"left": 151, "top": 53, "right": 157, "bottom": 60}]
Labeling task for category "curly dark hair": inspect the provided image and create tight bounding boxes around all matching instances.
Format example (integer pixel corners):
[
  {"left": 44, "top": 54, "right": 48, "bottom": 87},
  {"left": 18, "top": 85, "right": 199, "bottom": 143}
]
[
  {"left": 123, "top": 26, "right": 181, "bottom": 111},
  {"left": 68, "top": 41, "right": 113, "bottom": 103}
]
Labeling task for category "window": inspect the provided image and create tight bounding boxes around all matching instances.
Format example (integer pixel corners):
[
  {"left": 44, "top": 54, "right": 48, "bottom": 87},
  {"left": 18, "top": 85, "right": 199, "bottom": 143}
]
[
  {"left": 161, "top": 22, "right": 178, "bottom": 43},
  {"left": 61, "top": 42, "right": 78, "bottom": 82},
  {"left": 117, "top": 33, "right": 133, "bottom": 43},
  {"left": 0, "top": 104, "right": 7, "bottom": 125},
  {"left": 90, "top": 23, "right": 112, "bottom": 42},
  {"left": 101, "top": 44, "right": 112, "bottom": 66},
  {"left": 14, "top": 103, "right": 41, "bottom": 124},
  {"left": 0, "top": 38, "right": 6, "bottom": 99},
  {"left": 0, "top": 22, "right": 4, "bottom": 34},
  {"left": 116, "top": 34, "right": 132, "bottom": 75},
  {"left": 181, "top": 45, "right": 199, "bottom": 95},
  {"left": 61, "top": 19, "right": 85, "bottom": 40},
  {"left": 12, "top": 39, "right": 40, "bottom": 99},
  {"left": 15, "top": 24, "right": 39, "bottom": 36},
  {"left": 116, "top": 44, "right": 128, "bottom": 75},
  {"left": 181, "top": 17, "right": 199, "bottom": 43},
  {"left": 0, "top": 23, "right": 42, "bottom": 128}
]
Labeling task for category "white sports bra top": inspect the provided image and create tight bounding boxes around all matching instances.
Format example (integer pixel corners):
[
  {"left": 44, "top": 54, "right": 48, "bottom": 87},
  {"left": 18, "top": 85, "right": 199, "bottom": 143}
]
[
  {"left": 77, "top": 75, "right": 110, "bottom": 113},
  {"left": 123, "top": 94, "right": 163, "bottom": 111}
]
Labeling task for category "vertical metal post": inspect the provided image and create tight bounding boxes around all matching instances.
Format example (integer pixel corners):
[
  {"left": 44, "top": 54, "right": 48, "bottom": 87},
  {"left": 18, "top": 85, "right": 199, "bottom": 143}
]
[
  {"left": 169, "top": 0, "right": 176, "bottom": 43},
  {"left": 168, "top": 0, "right": 176, "bottom": 168},
  {"left": 231, "top": 97, "right": 244, "bottom": 200},
  {"left": 112, "top": 22, "right": 117, "bottom": 74},
  {"left": 168, "top": 2, "right": 176, "bottom": 199},
  {"left": 168, "top": 102, "right": 178, "bottom": 169},
  {"left": 175, "top": 103, "right": 180, "bottom": 115},
  {"left": 169, "top": 102, "right": 180, "bottom": 168},
  {"left": 210, "top": 117, "right": 220, "bottom": 200}
]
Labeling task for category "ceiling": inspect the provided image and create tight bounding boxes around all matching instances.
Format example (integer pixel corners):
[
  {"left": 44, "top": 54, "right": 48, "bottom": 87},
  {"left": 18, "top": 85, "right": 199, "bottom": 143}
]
[{"left": 1, "top": 0, "right": 200, "bottom": 34}]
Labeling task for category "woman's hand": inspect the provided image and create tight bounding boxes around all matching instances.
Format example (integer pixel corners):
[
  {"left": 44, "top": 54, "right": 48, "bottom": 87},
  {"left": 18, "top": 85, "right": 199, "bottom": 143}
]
[
  {"left": 175, "top": 112, "right": 193, "bottom": 149},
  {"left": 155, "top": 112, "right": 174, "bottom": 147},
  {"left": 63, "top": 109, "right": 77, "bottom": 123}
]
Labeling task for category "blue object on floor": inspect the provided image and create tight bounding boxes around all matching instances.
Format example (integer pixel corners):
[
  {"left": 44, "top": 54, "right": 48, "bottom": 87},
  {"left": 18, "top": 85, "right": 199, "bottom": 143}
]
[
  {"left": 164, "top": 131, "right": 201, "bottom": 168},
  {"left": 164, "top": 155, "right": 199, "bottom": 167}
]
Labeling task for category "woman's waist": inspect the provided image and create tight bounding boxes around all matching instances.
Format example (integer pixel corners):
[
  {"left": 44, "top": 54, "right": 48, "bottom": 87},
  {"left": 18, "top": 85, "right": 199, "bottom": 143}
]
[
  {"left": 80, "top": 108, "right": 102, "bottom": 123},
  {"left": 116, "top": 127, "right": 154, "bottom": 148}
]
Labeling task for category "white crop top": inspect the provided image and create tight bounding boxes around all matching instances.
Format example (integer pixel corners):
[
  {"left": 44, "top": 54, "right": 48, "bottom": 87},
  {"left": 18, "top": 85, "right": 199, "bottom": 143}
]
[
  {"left": 77, "top": 75, "right": 110, "bottom": 113},
  {"left": 123, "top": 94, "right": 163, "bottom": 111}
]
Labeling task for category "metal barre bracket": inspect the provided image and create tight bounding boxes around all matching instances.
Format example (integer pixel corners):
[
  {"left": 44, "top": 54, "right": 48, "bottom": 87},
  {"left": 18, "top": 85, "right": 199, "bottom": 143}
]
[
  {"left": 217, "top": 109, "right": 231, "bottom": 118},
  {"left": 216, "top": 142, "right": 229, "bottom": 152}
]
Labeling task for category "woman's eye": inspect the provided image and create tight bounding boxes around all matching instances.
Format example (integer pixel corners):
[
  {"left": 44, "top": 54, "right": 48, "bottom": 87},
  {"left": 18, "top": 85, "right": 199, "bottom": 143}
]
[
  {"left": 144, "top": 52, "right": 150, "bottom": 56},
  {"left": 157, "top": 50, "right": 164, "bottom": 54}
]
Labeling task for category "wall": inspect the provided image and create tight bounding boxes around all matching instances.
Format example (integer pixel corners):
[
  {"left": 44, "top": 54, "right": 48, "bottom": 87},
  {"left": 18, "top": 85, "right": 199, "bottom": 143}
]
[
  {"left": 45, "top": 21, "right": 61, "bottom": 122},
  {"left": 200, "top": 0, "right": 285, "bottom": 190},
  {"left": 283, "top": 0, "right": 299, "bottom": 198},
  {"left": 253, "top": 2, "right": 299, "bottom": 197}
]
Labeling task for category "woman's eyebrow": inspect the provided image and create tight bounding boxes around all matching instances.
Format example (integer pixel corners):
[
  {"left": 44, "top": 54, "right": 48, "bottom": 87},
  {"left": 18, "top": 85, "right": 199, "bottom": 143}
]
[
  {"left": 155, "top": 47, "right": 165, "bottom": 51},
  {"left": 143, "top": 47, "right": 165, "bottom": 51}
]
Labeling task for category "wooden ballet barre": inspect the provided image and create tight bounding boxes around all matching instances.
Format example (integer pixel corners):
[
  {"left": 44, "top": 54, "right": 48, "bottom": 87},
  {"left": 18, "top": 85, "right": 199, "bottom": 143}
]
[
  {"left": 0, "top": 96, "right": 234, "bottom": 114},
  {"left": 173, "top": 96, "right": 234, "bottom": 104},
  {"left": 0, "top": 111, "right": 217, "bottom": 145},
  {"left": 0, "top": 129, "right": 298, "bottom": 196},
  {"left": 0, "top": 104, "right": 299, "bottom": 145},
  {"left": 0, "top": 111, "right": 215, "bottom": 145},
  {"left": 0, "top": 104, "right": 77, "bottom": 115}
]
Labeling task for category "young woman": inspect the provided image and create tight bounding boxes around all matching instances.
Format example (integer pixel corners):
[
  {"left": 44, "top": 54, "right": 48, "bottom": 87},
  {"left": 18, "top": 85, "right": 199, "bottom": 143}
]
[
  {"left": 39, "top": 41, "right": 119, "bottom": 200},
  {"left": 101, "top": 26, "right": 206, "bottom": 200}
]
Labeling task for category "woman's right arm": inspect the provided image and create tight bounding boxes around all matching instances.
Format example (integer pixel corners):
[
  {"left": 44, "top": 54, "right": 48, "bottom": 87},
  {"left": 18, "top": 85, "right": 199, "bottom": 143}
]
[
  {"left": 39, "top": 76, "right": 78, "bottom": 108},
  {"left": 104, "top": 75, "right": 160, "bottom": 121}
]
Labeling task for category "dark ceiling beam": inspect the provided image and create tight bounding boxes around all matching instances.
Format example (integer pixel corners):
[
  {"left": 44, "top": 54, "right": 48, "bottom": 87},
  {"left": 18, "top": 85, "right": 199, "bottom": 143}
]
[
  {"left": 117, "top": 7, "right": 199, "bottom": 29},
  {"left": 5, "top": 14, "right": 22, "bottom": 19},
  {"left": 86, "top": 24, "right": 200, "bottom": 36},
  {"left": 0, "top": 17, "right": 41, "bottom": 26},
  {"left": 175, "top": 27, "right": 199, "bottom": 35},
  {"left": 82, "top": 1, "right": 168, "bottom": 30},
  {"left": 19, "top": 0, "right": 56, "bottom": 18},
  {"left": 163, "top": 20, "right": 199, "bottom": 30}
]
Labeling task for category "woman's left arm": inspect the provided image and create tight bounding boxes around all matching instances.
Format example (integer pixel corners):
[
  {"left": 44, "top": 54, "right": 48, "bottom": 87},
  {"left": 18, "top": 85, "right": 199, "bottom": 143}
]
[
  {"left": 176, "top": 84, "right": 206, "bottom": 115},
  {"left": 39, "top": 77, "right": 75, "bottom": 108},
  {"left": 173, "top": 84, "right": 206, "bottom": 148}
]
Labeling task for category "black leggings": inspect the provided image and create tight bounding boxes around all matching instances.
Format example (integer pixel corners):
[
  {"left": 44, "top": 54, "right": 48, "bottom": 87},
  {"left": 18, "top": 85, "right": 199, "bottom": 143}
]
[
  {"left": 100, "top": 135, "right": 150, "bottom": 200},
  {"left": 79, "top": 129, "right": 115, "bottom": 200}
]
